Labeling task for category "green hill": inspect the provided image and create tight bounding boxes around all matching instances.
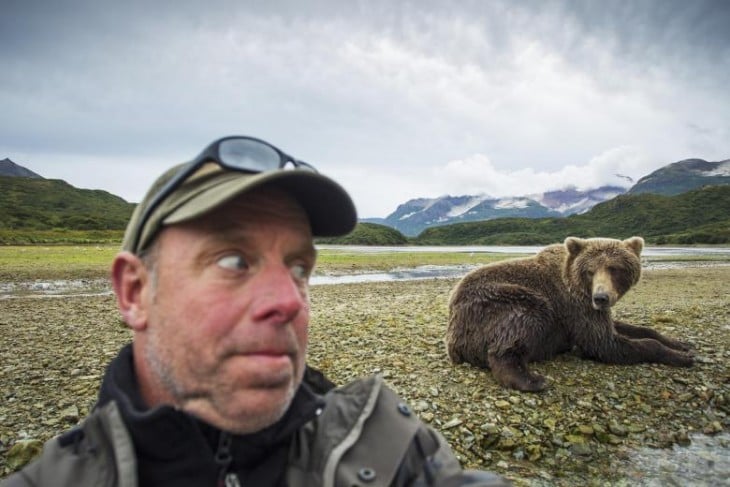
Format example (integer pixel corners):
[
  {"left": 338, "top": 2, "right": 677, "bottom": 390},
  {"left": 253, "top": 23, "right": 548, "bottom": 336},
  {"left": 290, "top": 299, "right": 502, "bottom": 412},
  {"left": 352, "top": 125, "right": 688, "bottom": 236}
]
[
  {"left": 0, "top": 176, "right": 135, "bottom": 231},
  {"left": 316, "top": 222, "right": 408, "bottom": 245},
  {"left": 413, "top": 185, "right": 730, "bottom": 245},
  {"left": 0, "top": 174, "right": 410, "bottom": 246},
  {"left": 627, "top": 158, "right": 730, "bottom": 196}
]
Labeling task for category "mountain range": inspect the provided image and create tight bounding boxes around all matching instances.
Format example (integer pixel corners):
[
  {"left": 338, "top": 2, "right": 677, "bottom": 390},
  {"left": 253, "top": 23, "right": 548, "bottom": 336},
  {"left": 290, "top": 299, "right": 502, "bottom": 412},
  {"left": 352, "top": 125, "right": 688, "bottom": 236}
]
[
  {"left": 365, "top": 158, "right": 730, "bottom": 236},
  {"left": 2, "top": 156, "right": 729, "bottom": 238}
]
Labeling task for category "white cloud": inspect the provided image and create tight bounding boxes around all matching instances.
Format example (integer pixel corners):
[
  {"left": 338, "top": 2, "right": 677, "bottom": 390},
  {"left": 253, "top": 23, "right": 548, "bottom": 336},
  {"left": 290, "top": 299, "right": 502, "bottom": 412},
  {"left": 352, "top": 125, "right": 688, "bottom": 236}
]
[
  {"left": 431, "top": 146, "right": 658, "bottom": 199},
  {"left": 1, "top": 1, "right": 728, "bottom": 219}
]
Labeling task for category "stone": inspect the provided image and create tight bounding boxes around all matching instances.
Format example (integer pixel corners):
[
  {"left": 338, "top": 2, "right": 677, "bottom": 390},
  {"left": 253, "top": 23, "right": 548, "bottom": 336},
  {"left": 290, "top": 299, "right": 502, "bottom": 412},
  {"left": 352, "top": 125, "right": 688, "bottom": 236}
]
[{"left": 7, "top": 439, "right": 43, "bottom": 470}]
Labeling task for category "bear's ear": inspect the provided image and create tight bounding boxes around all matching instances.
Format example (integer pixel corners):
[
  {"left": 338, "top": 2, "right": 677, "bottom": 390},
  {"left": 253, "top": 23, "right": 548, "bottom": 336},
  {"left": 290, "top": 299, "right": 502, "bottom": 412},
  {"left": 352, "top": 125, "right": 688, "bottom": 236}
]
[
  {"left": 624, "top": 236, "right": 644, "bottom": 257},
  {"left": 565, "top": 237, "right": 586, "bottom": 256}
]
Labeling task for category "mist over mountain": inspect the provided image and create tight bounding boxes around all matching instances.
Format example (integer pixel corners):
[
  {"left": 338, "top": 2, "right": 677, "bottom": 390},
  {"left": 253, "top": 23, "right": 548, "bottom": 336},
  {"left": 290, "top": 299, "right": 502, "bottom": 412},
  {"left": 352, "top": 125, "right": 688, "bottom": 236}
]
[{"left": 367, "top": 158, "right": 729, "bottom": 237}]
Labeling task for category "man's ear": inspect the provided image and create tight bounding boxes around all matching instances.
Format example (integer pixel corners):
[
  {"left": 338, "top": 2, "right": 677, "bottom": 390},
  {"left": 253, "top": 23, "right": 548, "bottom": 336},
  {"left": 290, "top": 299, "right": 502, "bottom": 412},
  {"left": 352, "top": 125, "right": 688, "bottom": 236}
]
[{"left": 111, "top": 251, "right": 151, "bottom": 331}]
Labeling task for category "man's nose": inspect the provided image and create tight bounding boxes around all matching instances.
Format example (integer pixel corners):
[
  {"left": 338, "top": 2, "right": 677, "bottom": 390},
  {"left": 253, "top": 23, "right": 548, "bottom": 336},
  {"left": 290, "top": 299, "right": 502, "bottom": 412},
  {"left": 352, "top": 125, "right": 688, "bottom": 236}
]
[{"left": 251, "top": 264, "right": 306, "bottom": 323}]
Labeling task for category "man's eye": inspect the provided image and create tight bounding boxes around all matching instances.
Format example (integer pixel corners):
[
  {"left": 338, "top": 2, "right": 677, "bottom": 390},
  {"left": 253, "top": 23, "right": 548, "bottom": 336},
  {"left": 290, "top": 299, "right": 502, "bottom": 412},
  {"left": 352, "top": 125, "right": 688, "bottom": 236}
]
[
  {"left": 290, "top": 264, "right": 310, "bottom": 281},
  {"left": 217, "top": 254, "right": 248, "bottom": 271}
]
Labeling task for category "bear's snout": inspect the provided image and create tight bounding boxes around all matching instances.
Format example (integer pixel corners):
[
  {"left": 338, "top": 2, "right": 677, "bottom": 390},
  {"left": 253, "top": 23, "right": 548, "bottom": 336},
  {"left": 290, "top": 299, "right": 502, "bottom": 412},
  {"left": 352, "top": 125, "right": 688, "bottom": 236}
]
[
  {"left": 592, "top": 291, "right": 610, "bottom": 309},
  {"left": 591, "top": 269, "right": 617, "bottom": 310}
]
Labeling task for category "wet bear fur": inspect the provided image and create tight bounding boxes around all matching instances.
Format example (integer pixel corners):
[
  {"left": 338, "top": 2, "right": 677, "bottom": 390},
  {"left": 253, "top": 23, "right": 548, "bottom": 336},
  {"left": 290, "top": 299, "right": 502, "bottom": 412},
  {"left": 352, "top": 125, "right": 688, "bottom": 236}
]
[{"left": 445, "top": 236, "right": 693, "bottom": 391}]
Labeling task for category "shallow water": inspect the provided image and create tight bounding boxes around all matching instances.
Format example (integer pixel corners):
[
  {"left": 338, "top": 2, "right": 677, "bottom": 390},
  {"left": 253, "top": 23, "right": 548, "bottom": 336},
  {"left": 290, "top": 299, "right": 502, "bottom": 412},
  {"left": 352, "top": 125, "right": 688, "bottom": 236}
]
[
  {"left": 311, "top": 261, "right": 730, "bottom": 285},
  {"left": 0, "top": 278, "right": 112, "bottom": 299},
  {"left": 318, "top": 244, "right": 730, "bottom": 258},
  {"left": 310, "top": 264, "right": 478, "bottom": 285},
  {"left": 615, "top": 432, "right": 730, "bottom": 487}
]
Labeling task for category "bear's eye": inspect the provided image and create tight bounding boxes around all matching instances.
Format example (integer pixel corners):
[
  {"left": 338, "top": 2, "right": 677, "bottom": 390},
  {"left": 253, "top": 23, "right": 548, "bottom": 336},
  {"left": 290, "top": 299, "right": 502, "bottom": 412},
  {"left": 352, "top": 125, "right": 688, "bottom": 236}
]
[
  {"left": 607, "top": 265, "right": 621, "bottom": 274},
  {"left": 584, "top": 270, "right": 594, "bottom": 279}
]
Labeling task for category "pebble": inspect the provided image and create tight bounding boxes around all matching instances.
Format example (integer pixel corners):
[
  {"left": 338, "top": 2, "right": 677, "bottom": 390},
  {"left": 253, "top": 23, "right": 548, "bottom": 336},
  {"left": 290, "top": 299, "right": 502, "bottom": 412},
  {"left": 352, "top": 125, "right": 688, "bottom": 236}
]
[
  {"left": 570, "top": 442, "right": 593, "bottom": 456},
  {"left": 6, "top": 439, "right": 43, "bottom": 470},
  {"left": 442, "top": 418, "right": 463, "bottom": 429},
  {"left": 609, "top": 422, "right": 628, "bottom": 436},
  {"left": 414, "top": 400, "right": 430, "bottom": 412},
  {"left": 60, "top": 405, "right": 79, "bottom": 423}
]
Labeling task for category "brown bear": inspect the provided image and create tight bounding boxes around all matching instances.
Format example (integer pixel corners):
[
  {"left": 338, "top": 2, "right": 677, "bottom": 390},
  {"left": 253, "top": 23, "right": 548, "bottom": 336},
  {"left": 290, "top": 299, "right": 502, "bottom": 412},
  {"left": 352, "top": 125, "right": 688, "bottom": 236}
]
[{"left": 445, "top": 236, "right": 693, "bottom": 391}]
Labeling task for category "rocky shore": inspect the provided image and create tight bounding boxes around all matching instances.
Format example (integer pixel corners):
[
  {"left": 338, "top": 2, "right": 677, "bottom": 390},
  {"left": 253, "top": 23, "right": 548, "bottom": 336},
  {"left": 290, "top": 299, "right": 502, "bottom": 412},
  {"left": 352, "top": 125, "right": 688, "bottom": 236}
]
[{"left": 1, "top": 265, "right": 728, "bottom": 485}]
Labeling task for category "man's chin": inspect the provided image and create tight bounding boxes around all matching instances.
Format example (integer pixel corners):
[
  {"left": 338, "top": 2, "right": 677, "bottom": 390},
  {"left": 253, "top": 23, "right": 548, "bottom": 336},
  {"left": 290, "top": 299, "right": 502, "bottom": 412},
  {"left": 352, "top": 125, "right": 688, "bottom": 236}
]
[{"left": 214, "top": 387, "right": 296, "bottom": 433}]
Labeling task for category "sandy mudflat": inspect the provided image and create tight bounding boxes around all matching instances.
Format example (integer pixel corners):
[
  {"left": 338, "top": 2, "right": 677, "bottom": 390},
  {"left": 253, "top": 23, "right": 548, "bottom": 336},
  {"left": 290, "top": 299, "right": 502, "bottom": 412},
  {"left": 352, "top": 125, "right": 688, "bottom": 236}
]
[{"left": 1, "top": 266, "right": 729, "bottom": 485}]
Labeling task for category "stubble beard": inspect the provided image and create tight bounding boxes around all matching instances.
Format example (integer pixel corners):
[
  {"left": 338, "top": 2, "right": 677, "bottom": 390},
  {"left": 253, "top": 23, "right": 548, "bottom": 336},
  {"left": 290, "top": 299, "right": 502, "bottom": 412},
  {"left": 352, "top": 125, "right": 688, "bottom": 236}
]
[{"left": 142, "top": 324, "right": 304, "bottom": 434}]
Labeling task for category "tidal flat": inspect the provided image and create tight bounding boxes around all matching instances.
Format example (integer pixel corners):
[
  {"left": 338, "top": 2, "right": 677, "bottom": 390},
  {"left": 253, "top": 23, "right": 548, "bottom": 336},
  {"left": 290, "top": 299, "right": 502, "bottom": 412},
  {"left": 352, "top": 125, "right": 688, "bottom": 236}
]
[{"left": 0, "top": 250, "right": 728, "bottom": 485}]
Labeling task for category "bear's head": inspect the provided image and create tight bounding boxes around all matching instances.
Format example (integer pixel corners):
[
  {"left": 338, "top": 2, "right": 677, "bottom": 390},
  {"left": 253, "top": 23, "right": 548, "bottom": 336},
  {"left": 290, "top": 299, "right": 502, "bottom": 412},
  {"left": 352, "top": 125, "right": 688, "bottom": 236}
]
[{"left": 563, "top": 236, "right": 644, "bottom": 311}]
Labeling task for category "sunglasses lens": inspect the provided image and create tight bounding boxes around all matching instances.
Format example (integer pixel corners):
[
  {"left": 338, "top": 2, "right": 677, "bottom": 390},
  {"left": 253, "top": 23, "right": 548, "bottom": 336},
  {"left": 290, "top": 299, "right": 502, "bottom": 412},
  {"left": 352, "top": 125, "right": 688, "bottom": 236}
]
[{"left": 218, "top": 138, "right": 281, "bottom": 172}]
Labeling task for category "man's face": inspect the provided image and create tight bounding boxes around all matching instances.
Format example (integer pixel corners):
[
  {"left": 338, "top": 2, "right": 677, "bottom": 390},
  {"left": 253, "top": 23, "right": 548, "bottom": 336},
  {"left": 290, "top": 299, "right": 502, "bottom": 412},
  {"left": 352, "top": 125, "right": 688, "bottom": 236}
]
[{"left": 135, "top": 189, "right": 315, "bottom": 433}]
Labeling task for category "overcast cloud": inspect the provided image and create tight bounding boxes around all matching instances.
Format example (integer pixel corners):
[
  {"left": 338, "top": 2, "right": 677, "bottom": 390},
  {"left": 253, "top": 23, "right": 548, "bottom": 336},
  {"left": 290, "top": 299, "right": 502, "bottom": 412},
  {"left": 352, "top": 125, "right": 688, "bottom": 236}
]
[{"left": 1, "top": 0, "right": 728, "bottom": 217}]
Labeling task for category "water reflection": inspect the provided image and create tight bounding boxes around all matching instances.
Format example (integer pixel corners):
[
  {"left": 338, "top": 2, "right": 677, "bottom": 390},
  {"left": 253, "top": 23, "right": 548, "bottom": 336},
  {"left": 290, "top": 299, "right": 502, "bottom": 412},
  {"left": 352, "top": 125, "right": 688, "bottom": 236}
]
[{"left": 310, "top": 264, "right": 478, "bottom": 286}]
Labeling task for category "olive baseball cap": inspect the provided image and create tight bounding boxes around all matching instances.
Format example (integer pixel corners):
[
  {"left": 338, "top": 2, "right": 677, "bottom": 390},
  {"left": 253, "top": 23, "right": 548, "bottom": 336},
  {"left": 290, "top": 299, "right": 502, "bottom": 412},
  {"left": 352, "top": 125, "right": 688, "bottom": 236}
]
[{"left": 122, "top": 162, "right": 357, "bottom": 254}]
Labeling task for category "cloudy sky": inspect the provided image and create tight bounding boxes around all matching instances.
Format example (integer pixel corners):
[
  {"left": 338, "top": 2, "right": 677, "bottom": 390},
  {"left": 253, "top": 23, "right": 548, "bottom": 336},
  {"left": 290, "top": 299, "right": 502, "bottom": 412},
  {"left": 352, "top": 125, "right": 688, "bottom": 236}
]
[{"left": 1, "top": 0, "right": 728, "bottom": 218}]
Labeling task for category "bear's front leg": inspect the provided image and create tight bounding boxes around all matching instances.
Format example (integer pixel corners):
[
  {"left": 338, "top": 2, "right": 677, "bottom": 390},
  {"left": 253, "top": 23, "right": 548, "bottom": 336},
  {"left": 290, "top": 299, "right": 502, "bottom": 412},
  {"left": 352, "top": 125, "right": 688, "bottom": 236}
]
[
  {"left": 613, "top": 320, "right": 693, "bottom": 352},
  {"left": 582, "top": 334, "right": 694, "bottom": 367},
  {"left": 488, "top": 351, "right": 547, "bottom": 392}
]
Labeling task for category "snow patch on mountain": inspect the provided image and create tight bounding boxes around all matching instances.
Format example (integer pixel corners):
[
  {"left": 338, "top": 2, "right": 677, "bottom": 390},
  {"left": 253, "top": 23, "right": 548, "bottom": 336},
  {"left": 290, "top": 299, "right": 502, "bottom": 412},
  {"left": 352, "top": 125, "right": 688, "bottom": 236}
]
[
  {"left": 553, "top": 197, "right": 590, "bottom": 214},
  {"left": 703, "top": 160, "right": 730, "bottom": 177},
  {"left": 447, "top": 195, "right": 491, "bottom": 217},
  {"left": 494, "top": 198, "right": 531, "bottom": 209}
]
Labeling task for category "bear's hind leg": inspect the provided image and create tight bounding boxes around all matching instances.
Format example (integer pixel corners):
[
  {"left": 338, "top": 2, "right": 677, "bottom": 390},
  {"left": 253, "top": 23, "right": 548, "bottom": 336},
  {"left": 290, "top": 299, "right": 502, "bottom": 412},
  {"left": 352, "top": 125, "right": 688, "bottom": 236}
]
[{"left": 488, "top": 351, "right": 547, "bottom": 392}]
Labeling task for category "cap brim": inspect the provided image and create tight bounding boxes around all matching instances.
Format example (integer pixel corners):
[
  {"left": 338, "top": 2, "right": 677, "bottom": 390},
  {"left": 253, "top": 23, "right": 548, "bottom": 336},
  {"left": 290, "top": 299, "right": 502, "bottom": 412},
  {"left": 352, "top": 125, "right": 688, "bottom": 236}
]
[{"left": 162, "top": 169, "right": 357, "bottom": 237}]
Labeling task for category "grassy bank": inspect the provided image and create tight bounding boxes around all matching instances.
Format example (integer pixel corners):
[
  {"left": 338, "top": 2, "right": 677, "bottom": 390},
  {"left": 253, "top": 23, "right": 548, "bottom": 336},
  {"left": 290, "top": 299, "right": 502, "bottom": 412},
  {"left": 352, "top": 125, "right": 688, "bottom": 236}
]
[
  {"left": 0, "top": 245, "right": 516, "bottom": 281},
  {"left": 1, "top": 248, "right": 728, "bottom": 485}
]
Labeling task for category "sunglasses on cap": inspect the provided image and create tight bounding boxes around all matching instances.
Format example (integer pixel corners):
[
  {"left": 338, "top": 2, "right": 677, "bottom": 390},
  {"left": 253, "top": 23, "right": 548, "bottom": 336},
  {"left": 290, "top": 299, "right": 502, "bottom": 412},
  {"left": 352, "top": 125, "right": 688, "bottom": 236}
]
[{"left": 130, "top": 136, "right": 317, "bottom": 253}]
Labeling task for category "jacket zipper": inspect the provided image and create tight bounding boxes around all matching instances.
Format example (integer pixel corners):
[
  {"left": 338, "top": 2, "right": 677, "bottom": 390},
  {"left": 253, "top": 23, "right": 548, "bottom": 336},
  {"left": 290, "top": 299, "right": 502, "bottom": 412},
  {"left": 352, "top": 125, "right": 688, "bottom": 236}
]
[{"left": 215, "top": 431, "right": 241, "bottom": 487}]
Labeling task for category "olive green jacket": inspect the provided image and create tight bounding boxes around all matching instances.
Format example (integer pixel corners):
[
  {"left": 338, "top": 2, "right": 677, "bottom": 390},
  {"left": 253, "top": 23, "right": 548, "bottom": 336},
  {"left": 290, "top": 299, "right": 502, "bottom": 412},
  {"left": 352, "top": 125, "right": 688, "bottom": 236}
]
[{"left": 2, "top": 375, "right": 509, "bottom": 487}]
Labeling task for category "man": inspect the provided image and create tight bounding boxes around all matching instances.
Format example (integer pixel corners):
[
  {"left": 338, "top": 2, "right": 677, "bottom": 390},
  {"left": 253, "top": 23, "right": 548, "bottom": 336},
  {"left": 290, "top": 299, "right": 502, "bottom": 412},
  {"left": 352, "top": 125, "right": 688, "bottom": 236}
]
[{"left": 3, "top": 136, "right": 509, "bottom": 486}]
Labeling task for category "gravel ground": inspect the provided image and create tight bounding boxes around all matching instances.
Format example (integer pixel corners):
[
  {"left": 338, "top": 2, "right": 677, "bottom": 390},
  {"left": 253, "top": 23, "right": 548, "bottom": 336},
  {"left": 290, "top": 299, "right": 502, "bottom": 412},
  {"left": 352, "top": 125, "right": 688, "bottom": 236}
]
[{"left": 1, "top": 266, "right": 728, "bottom": 485}]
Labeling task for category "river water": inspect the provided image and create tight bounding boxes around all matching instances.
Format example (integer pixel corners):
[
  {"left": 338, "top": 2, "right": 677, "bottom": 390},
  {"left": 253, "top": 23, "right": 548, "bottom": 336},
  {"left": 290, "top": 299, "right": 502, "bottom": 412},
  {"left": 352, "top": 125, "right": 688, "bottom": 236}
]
[
  {"left": 316, "top": 244, "right": 730, "bottom": 257},
  {"left": 614, "top": 432, "right": 730, "bottom": 486}
]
